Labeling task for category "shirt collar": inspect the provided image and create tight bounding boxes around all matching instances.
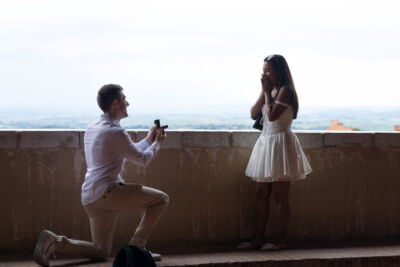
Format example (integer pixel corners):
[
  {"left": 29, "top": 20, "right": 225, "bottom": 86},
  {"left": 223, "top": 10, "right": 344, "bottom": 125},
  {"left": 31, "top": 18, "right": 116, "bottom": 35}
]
[{"left": 100, "top": 114, "right": 121, "bottom": 127}]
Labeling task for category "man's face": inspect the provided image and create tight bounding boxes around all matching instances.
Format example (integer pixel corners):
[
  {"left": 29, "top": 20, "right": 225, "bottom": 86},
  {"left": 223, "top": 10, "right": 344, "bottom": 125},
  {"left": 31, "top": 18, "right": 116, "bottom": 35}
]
[{"left": 116, "top": 92, "right": 130, "bottom": 119}]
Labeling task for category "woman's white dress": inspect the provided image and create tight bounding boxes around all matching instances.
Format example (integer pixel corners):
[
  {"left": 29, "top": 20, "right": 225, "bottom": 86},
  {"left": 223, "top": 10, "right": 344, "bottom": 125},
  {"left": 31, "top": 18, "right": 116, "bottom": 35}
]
[{"left": 245, "top": 100, "right": 312, "bottom": 182}]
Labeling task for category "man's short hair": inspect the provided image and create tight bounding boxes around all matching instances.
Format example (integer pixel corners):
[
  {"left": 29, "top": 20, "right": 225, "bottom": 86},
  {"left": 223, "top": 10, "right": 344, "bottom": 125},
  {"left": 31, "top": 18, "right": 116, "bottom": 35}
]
[{"left": 97, "top": 84, "right": 123, "bottom": 112}]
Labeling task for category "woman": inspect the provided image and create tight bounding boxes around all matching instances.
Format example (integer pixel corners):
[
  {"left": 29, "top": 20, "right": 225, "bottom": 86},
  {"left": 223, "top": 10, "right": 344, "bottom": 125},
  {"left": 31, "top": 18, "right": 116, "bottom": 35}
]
[{"left": 239, "top": 55, "right": 312, "bottom": 250}]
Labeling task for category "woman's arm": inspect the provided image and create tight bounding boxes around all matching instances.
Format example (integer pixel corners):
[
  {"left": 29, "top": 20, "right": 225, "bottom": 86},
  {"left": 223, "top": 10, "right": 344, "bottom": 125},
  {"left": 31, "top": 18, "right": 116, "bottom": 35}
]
[
  {"left": 266, "top": 86, "right": 291, "bottom": 122},
  {"left": 250, "top": 90, "right": 265, "bottom": 119}
]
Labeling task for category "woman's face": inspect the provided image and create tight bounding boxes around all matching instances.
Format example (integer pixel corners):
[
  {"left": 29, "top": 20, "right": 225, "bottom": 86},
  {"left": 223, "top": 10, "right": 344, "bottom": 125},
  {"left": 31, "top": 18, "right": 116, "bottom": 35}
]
[{"left": 263, "top": 62, "right": 280, "bottom": 86}]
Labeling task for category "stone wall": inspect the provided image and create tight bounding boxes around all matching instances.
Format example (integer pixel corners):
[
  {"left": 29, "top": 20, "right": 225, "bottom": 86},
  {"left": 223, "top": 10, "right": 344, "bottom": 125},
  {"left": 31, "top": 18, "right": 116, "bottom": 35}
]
[{"left": 0, "top": 130, "right": 400, "bottom": 252}]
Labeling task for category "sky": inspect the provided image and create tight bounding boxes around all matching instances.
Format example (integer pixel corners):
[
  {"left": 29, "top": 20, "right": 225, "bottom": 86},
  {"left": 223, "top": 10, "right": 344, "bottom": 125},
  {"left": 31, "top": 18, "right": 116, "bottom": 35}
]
[{"left": 1, "top": 0, "right": 399, "bottom": 114}]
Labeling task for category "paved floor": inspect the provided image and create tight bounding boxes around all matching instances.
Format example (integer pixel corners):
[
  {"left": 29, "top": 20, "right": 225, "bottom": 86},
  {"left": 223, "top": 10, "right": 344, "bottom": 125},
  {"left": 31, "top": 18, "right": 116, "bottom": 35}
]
[{"left": 1, "top": 245, "right": 400, "bottom": 267}]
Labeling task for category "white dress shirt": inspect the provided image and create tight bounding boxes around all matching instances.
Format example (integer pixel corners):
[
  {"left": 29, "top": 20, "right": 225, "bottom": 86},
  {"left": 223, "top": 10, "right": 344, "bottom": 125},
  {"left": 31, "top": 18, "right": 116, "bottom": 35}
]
[{"left": 81, "top": 114, "right": 160, "bottom": 206}]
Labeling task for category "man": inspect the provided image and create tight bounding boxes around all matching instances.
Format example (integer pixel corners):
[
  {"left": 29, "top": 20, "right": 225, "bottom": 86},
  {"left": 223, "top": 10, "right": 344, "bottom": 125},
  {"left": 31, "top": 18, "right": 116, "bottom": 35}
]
[{"left": 33, "top": 84, "right": 168, "bottom": 266}]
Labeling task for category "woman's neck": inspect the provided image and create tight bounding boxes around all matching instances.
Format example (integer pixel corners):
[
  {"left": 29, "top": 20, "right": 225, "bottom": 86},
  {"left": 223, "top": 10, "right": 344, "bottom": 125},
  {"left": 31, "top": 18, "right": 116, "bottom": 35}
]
[{"left": 272, "top": 81, "right": 281, "bottom": 90}]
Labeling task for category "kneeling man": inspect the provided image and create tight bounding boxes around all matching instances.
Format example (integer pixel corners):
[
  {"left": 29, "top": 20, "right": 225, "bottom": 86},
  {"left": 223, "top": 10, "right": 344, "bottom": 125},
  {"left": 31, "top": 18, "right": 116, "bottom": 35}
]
[{"left": 33, "top": 84, "right": 168, "bottom": 266}]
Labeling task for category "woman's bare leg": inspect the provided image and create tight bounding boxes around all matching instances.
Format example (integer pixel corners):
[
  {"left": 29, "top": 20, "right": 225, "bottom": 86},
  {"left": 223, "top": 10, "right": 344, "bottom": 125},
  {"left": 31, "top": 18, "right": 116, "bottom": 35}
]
[
  {"left": 271, "top": 181, "right": 290, "bottom": 245},
  {"left": 252, "top": 182, "right": 272, "bottom": 245}
]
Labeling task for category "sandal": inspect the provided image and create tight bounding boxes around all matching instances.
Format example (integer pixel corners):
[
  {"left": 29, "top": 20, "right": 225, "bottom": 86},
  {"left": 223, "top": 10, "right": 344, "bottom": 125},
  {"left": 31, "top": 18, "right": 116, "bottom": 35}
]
[
  {"left": 260, "top": 242, "right": 287, "bottom": 251},
  {"left": 237, "top": 242, "right": 261, "bottom": 250}
]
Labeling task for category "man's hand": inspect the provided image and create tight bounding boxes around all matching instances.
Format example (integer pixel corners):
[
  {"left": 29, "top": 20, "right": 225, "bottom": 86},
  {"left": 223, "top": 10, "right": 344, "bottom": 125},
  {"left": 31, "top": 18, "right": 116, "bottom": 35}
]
[
  {"left": 155, "top": 128, "right": 166, "bottom": 143},
  {"left": 146, "top": 126, "right": 158, "bottom": 144}
]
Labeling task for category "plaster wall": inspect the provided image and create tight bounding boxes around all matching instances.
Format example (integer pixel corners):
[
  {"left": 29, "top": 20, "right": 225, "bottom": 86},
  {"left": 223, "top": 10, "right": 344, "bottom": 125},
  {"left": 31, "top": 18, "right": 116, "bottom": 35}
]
[{"left": 0, "top": 130, "right": 399, "bottom": 252}]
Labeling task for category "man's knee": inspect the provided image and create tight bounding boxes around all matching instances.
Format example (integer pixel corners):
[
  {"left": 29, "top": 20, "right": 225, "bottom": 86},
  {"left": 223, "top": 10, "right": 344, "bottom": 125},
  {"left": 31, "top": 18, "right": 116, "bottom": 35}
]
[
  {"left": 94, "top": 246, "right": 111, "bottom": 260},
  {"left": 144, "top": 187, "right": 169, "bottom": 207}
]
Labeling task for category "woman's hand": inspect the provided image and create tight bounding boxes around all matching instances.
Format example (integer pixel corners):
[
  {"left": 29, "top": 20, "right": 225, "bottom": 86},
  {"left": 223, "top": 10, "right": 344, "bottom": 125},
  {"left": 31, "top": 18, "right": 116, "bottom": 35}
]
[{"left": 261, "top": 74, "right": 273, "bottom": 94}]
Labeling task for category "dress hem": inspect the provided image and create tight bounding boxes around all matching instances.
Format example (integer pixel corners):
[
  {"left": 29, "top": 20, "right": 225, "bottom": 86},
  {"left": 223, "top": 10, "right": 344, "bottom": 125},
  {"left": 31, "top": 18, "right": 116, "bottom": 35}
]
[{"left": 246, "top": 171, "right": 312, "bottom": 183}]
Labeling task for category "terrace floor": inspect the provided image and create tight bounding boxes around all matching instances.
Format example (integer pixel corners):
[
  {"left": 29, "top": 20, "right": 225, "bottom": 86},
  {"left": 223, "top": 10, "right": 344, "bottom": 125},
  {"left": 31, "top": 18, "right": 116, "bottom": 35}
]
[{"left": 2, "top": 242, "right": 400, "bottom": 267}]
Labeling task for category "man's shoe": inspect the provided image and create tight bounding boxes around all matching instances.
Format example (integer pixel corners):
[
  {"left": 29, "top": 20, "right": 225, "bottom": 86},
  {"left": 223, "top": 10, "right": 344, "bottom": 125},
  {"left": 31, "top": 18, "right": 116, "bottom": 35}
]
[{"left": 33, "top": 230, "right": 57, "bottom": 266}]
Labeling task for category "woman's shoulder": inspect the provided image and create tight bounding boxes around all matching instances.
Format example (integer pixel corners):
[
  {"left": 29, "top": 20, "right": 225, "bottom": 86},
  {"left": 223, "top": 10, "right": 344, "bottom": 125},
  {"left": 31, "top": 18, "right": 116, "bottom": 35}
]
[
  {"left": 276, "top": 86, "right": 291, "bottom": 100},
  {"left": 279, "top": 85, "right": 291, "bottom": 93}
]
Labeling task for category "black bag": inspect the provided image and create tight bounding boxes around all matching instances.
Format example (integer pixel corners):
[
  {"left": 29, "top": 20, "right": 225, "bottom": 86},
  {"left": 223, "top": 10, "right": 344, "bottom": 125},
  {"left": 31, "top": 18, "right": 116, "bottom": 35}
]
[
  {"left": 252, "top": 111, "right": 264, "bottom": 131},
  {"left": 112, "top": 245, "right": 156, "bottom": 267}
]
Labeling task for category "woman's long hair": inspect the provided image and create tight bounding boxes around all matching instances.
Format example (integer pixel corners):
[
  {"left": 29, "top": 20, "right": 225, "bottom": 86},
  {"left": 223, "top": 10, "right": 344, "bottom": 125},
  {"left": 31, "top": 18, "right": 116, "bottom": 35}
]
[{"left": 264, "top": 55, "right": 299, "bottom": 119}]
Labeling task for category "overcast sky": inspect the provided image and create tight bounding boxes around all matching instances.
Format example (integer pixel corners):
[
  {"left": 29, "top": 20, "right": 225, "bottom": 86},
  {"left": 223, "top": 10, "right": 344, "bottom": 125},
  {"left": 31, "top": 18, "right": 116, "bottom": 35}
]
[{"left": 1, "top": 0, "right": 399, "bottom": 114}]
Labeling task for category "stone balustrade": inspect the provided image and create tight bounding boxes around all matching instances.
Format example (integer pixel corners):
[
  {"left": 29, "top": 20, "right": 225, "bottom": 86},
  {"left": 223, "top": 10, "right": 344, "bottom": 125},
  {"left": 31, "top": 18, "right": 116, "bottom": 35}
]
[{"left": 1, "top": 130, "right": 399, "bottom": 252}]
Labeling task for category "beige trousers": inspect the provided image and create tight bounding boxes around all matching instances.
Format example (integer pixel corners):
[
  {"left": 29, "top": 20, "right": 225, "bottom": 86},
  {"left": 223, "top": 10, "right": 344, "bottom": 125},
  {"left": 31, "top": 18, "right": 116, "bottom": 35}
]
[{"left": 55, "top": 183, "right": 169, "bottom": 259}]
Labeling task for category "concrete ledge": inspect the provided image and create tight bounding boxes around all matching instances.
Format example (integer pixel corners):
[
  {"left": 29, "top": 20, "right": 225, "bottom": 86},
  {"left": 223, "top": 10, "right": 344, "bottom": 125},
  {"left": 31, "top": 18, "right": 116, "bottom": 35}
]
[
  {"left": 232, "top": 131, "right": 259, "bottom": 148},
  {"left": 128, "top": 131, "right": 138, "bottom": 142},
  {"left": 0, "top": 131, "right": 400, "bottom": 150},
  {"left": 296, "top": 132, "right": 324, "bottom": 149},
  {"left": 79, "top": 132, "right": 85, "bottom": 148},
  {"left": 374, "top": 132, "right": 400, "bottom": 148},
  {"left": 160, "top": 131, "right": 183, "bottom": 149},
  {"left": 19, "top": 131, "right": 80, "bottom": 149},
  {"left": 124, "top": 131, "right": 183, "bottom": 149},
  {"left": 183, "top": 131, "right": 230, "bottom": 148},
  {"left": 0, "top": 131, "right": 17, "bottom": 149},
  {"left": 324, "top": 132, "right": 374, "bottom": 147}
]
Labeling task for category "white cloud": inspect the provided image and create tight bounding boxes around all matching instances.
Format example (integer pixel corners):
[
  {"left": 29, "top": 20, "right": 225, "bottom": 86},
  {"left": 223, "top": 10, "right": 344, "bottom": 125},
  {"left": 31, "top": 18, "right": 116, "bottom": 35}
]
[{"left": 1, "top": 0, "right": 399, "bottom": 113}]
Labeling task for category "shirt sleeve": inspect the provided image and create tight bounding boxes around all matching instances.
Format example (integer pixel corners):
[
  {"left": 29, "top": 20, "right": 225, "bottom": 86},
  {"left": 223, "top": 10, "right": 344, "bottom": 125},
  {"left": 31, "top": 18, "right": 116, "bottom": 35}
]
[
  {"left": 136, "top": 138, "right": 150, "bottom": 151},
  {"left": 111, "top": 129, "right": 160, "bottom": 167}
]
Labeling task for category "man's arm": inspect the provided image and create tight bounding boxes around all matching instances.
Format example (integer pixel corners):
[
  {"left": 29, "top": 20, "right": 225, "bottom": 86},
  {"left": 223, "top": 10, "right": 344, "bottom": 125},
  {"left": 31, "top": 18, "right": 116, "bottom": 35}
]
[
  {"left": 136, "top": 126, "right": 158, "bottom": 151},
  {"left": 113, "top": 129, "right": 160, "bottom": 167},
  {"left": 136, "top": 139, "right": 151, "bottom": 151}
]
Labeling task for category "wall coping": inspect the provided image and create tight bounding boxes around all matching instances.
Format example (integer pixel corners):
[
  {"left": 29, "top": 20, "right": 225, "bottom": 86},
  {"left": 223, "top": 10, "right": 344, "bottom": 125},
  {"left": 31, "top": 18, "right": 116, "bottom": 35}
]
[{"left": 0, "top": 130, "right": 399, "bottom": 149}]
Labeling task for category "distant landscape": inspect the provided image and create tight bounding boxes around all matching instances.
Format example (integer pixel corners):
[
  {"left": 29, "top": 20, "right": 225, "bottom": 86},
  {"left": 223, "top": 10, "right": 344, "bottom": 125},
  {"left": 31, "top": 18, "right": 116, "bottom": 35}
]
[{"left": 0, "top": 107, "right": 399, "bottom": 131}]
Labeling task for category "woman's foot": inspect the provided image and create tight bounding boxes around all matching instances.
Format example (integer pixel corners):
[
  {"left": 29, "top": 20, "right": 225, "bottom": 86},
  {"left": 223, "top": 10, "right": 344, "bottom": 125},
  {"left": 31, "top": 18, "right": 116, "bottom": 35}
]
[
  {"left": 237, "top": 238, "right": 264, "bottom": 250},
  {"left": 237, "top": 242, "right": 259, "bottom": 250},
  {"left": 260, "top": 242, "right": 287, "bottom": 251}
]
